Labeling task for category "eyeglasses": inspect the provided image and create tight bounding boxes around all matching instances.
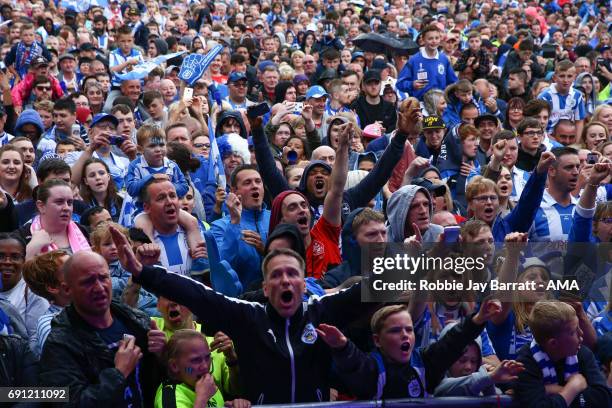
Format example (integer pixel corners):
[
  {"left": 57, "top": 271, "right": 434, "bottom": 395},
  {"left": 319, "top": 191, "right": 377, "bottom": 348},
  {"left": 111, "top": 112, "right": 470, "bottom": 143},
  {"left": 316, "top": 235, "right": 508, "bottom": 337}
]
[
  {"left": 194, "top": 143, "right": 210, "bottom": 150},
  {"left": 522, "top": 130, "right": 543, "bottom": 137},
  {"left": 230, "top": 82, "right": 247, "bottom": 88},
  {"left": 36, "top": 85, "right": 51, "bottom": 91},
  {"left": 95, "top": 123, "right": 117, "bottom": 131},
  {"left": 472, "top": 195, "right": 499, "bottom": 203},
  {"left": 304, "top": 60, "right": 315, "bottom": 64},
  {"left": 599, "top": 217, "right": 612, "bottom": 224},
  {"left": 510, "top": 107, "right": 523, "bottom": 112}
]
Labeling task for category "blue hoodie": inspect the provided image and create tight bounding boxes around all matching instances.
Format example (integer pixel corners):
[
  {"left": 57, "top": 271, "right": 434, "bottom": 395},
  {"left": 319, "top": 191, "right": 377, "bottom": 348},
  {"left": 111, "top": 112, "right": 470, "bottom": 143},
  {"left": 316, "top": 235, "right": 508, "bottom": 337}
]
[
  {"left": 15, "top": 109, "right": 46, "bottom": 166},
  {"left": 210, "top": 206, "right": 271, "bottom": 290}
]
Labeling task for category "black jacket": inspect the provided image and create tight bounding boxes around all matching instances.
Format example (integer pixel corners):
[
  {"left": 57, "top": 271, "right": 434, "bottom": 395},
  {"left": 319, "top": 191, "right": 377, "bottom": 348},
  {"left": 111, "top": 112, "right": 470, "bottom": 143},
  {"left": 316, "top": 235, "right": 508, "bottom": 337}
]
[
  {"left": 134, "top": 264, "right": 370, "bottom": 404},
  {"left": 252, "top": 124, "right": 407, "bottom": 219},
  {"left": 0, "top": 334, "right": 38, "bottom": 388},
  {"left": 351, "top": 95, "right": 397, "bottom": 132},
  {"left": 38, "top": 301, "right": 162, "bottom": 408},
  {"left": 329, "top": 315, "right": 486, "bottom": 399},
  {"left": 516, "top": 144, "right": 545, "bottom": 173},
  {"left": 514, "top": 344, "right": 611, "bottom": 408}
]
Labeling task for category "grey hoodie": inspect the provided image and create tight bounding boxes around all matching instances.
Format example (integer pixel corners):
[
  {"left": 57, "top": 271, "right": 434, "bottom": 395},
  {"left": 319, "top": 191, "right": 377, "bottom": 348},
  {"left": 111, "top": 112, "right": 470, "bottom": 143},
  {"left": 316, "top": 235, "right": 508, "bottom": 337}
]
[
  {"left": 434, "top": 322, "right": 500, "bottom": 397},
  {"left": 386, "top": 185, "right": 443, "bottom": 243}
]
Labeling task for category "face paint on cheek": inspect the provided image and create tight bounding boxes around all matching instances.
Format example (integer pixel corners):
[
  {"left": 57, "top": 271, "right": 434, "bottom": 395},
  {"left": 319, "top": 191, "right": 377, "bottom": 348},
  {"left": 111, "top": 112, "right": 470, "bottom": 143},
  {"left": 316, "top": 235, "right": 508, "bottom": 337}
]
[{"left": 184, "top": 367, "right": 193, "bottom": 375}]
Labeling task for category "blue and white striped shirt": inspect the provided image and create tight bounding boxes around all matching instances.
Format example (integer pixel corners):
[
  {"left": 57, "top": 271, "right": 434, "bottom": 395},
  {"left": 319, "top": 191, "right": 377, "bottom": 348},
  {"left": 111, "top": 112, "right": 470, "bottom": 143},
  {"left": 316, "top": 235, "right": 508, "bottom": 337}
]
[
  {"left": 529, "top": 189, "right": 577, "bottom": 242},
  {"left": 537, "top": 84, "right": 586, "bottom": 134},
  {"left": 510, "top": 166, "right": 531, "bottom": 203},
  {"left": 32, "top": 304, "right": 63, "bottom": 358},
  {"left": 153, "top": 225, "right": 207, "bottom": 277},
  {"left": 109, "top": 48, "right": 144, "bottom": 88}
]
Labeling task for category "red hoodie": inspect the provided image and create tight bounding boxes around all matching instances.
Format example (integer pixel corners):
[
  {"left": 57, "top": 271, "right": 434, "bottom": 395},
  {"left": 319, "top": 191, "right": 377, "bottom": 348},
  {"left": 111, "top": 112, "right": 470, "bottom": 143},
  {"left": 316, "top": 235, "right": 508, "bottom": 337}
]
[{"left": 11, "top": 73, "right": 64, "bottom": 108}]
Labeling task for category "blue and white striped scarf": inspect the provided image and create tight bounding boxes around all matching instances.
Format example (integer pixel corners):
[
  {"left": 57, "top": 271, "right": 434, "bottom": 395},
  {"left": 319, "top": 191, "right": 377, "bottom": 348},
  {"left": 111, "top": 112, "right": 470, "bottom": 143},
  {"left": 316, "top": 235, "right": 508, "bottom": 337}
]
[{"left": 530, "top": 339, "right": 579, "bottom": 384}]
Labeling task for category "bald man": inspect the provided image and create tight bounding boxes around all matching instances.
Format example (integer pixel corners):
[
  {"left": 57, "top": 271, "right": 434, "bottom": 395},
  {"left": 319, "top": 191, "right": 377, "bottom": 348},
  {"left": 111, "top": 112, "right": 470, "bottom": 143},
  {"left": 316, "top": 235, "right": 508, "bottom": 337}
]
[
  {"left": 311, "top": 145, "right": 336, "bottom": 165},
  {"left": 39, "top": 251, "right": 163, "bottom": 407}
]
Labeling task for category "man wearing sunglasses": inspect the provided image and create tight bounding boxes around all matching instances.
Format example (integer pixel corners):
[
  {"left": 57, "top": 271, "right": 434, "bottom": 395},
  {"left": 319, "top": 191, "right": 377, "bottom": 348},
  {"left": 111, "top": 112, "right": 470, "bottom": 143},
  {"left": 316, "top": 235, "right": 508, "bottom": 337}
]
[
  {"left": 11, "top": 56, "right": 64, "bottom": 114},
  {"left": 225, "top": 71, "right": 256, "bottom": 110},
  {"left": 27, "top": 77, "right": 53, "bottom": 108}
]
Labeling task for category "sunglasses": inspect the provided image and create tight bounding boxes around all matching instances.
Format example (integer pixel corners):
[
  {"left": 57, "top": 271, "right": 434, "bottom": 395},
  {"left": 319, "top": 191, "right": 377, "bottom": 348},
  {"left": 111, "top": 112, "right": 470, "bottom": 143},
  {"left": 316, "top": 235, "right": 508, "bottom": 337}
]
[{"left": 36, "top": 85, "right": 51, "bottom": 91}]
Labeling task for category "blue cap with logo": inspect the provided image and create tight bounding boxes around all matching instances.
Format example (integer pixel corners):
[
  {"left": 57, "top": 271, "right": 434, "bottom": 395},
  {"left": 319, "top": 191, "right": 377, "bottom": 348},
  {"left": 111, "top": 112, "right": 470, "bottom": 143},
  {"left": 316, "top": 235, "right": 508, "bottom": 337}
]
[
  {"left": 228, "top": 71, "right": 248, "bottom": 83},
  {"left": 91, "top": 113, "right": 118, "bottom": 128},
  {"left": 305, "top": 85, "right": 328, "bottom": 99}
]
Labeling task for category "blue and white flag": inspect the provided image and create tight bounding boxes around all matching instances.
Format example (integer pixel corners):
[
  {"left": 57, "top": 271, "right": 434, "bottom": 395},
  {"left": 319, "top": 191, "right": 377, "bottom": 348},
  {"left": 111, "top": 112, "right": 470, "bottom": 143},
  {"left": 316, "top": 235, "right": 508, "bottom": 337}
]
[
  {"left": 179, "top": 45, "right": 224, "bottom": 86},
  {"left": 207, "top": 115, "right": 226, "bottom": 190},
  {"left": 61, "top": 0, "right": 109, "bottom": 12},
  {"left": 115, "top": 52, "right": 186, "bottom": 81}
]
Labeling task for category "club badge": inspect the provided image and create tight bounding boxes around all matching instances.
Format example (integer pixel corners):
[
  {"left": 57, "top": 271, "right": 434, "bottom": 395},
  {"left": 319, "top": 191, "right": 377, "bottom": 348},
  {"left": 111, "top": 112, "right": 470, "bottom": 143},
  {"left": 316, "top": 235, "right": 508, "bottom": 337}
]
[{"left": 301, "top": 323, "right": 317, "bottom": 344}]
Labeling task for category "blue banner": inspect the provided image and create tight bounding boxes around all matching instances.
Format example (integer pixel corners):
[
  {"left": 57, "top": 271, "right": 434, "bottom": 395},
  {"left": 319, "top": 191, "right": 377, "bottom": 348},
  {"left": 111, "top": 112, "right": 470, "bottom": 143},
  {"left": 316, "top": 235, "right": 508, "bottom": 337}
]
[
  {"left": 178, "top": 45, "right": 224, "bottom": 86},
  {"left": 61, "top": 0, "right": 108, "bottom": 12}
]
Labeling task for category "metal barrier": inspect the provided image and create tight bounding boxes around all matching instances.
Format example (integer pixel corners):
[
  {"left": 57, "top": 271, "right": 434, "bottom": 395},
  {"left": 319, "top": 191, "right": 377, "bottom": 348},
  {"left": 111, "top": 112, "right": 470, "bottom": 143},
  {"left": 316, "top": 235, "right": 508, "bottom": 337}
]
[{"left": 254, "top": 396, "right": 517, "bottom": 407}]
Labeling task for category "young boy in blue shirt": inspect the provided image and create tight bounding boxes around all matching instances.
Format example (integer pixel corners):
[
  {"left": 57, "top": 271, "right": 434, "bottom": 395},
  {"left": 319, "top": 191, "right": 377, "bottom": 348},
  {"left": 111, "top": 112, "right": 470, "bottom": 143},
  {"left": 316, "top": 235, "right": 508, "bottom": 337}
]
[
  {"left": 397, "top": 24, "right": 458, "bottom": 101},
  {"left": 125, "top": 125, "right": 205, "bottom": 274}
]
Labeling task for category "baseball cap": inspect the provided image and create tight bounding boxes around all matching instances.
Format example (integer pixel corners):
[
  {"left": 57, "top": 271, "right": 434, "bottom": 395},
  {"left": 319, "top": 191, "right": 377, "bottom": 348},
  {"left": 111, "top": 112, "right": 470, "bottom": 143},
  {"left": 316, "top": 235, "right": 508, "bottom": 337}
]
[
  {"left": 363, "top": 69, "right": 382, "bottom": 83},
  {"left": 411, "top": 177, "right": 446, "bottom": 197},
  {"left": 305, "top": 85, "right": 328, "bottom": 99},
  {"left": 127, "top": 7, "right": 140, "bottom": 16},
  {"left": 79, "top": 42, "right": 96, "bottom": 52},
  {"left": 598, "top": 45, "right": 611, "bottom": 53},
  {"left": 90, "top": 113, "right": 118, "bottom": 128},
  {"left": 351, "top": 51, "right": 365, "bottom": 62},
  {"left": 254, "top": 20, "right": 265, "bottom": 28},
  {"left": 59, "top": 53, "right": 76, "bottom": 62},
  {"left": 31, "top": 56, "right": 48, "bottom": 67},
  {"left": 258, "top": 60, "right": 276, "bottom": 72},
  {"left": 371, "top": 59, "right": 388, "bottom": 71},
  {"left": 422, "top": 115, "right": 446, "bottom": 130},
  {"left": 228, "top": 71, "right": 247, "bottom": 83},
  {"left": 363, "top": 123, "right": 383, "bottom": 139},
  {"left": 474, "top": 113, "right": 499, "bottom": 128}
]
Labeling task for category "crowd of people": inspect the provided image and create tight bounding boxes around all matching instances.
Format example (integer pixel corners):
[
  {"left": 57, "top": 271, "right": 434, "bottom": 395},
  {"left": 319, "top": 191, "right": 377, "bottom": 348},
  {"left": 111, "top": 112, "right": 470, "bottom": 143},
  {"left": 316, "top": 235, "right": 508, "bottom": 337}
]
[{"left": 0, "top": 0, "right": 611, "bottom": 406}]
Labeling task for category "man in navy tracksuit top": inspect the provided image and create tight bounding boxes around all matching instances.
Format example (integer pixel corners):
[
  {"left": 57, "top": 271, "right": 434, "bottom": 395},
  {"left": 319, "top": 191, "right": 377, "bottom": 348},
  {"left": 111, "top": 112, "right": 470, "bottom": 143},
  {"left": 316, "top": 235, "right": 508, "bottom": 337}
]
[
  {"left": 397, "top": 24, "right": 458, "bottom": 101},
  {"left": 111, "top": 225, "right": 376, "bottom": 405}
]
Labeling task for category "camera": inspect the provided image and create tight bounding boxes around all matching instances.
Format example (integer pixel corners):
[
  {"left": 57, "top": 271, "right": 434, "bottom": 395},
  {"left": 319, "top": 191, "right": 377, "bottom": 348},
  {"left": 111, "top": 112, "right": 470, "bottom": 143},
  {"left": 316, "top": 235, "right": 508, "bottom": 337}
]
[
  {"left": 109, "top": 135, "right": 125, "bottom": 146},
  {"left": 586, "top": 153, "right": 598, "bottom": 165}
]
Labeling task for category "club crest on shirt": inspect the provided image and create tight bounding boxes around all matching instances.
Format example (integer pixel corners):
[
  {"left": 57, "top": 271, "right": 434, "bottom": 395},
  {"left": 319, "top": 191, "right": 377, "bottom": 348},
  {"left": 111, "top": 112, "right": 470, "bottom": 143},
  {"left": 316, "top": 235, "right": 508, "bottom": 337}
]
[
  {"left": 312, "top": 241, "right": 324, "bottom": 256},
  {"left": 408, "top": 378, "right": 421, "bottom": 397},
  {"left": 438, "top": 63, "right": 445, "bottom": 75},
  {"left": 301, "top": 323, "right": 317, "bottom": 344}
]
